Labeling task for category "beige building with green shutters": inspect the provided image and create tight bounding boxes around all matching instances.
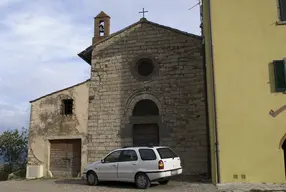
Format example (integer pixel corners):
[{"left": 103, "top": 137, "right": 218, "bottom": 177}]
[{"left": 202, "top": 0, "right": 286, "bottom": 184}]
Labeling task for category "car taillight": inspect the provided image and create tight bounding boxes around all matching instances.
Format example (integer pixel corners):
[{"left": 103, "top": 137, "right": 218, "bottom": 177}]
[{"left": 158, "top": 160, "right": 164, "bottom": 170}]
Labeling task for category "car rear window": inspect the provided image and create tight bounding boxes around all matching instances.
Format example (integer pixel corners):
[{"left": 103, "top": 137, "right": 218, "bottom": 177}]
[
  {"left": 139, "top": 149, "right": 157, "bottom": 161},
  {"left": 156, "top": 148, "right": 178, "bottom": 159}
]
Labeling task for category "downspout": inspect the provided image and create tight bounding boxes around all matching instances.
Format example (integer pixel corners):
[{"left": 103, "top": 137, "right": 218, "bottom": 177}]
[{"left": 206, "top": 0, "right": 221, "bottom": 183}]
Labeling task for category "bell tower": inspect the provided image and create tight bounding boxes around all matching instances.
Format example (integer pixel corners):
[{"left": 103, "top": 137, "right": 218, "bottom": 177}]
[{"left": 92, "top": 11, "right": 110, "bottom": 45}]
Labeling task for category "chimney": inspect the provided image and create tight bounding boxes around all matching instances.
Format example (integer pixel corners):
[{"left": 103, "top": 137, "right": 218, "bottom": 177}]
[{"left": 92, "top": 11, "right": 110, "bottom": 45}]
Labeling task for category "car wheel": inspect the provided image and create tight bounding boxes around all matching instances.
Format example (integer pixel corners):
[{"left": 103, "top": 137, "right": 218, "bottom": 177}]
[
  {"left": 158, "top": 180, "right": 169, "bottom": 185},
  {"left": 86, "top": 171, "right": 99, "bottom": 186},
  {"left": 135, "top": 173, "right": 150, "bottom": 189}
]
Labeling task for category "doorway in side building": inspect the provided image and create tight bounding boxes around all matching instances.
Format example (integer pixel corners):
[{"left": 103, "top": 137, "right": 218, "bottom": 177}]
[{"left": 283, "top": 139, "right": 286, "bottom": 177}]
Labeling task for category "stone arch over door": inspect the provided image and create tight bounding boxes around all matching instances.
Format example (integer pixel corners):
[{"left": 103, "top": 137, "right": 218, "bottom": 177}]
[
  {"left": 125, "top": 93, "right": 163, "bottom": 118},
  {"left": 122, "top": 93, "right": 168, "bottom": 145},
  {"left": 132, "top": 99, "right": 159, "bottom": 116}
]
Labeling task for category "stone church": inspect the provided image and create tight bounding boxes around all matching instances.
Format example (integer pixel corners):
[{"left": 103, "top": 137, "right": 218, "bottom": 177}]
[{"left": 26, "top": 11, "right": 210, "bottom": 180}]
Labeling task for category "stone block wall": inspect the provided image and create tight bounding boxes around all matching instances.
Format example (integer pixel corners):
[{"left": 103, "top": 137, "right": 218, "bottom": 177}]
[{"left": 87, "top": 21, "right": 209, "bottom": 176}]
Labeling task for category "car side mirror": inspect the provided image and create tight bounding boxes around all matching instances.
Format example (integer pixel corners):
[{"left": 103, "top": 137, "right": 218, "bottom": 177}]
[{"left": 101, "top": 159, "right": 105, "bottom": 163}]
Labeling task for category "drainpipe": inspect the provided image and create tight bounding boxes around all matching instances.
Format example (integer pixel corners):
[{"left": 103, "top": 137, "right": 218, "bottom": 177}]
[{"left": 206, "top": 0, "right": 221, "bottom": 183}]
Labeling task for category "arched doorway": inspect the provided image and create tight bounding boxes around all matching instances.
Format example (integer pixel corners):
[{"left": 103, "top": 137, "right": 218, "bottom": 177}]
[
  {"left": 283, "top": 140, "right": 286, "bottom": 177},
  {"left": 132, "top": 99, "right": 160, "bottom": 147},
  {"left": 132, "top": 99, "right": 159, "bottom": 116}
]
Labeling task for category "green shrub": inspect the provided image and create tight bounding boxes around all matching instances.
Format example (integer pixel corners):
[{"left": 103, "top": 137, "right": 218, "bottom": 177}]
[
  {"left": 14, "top": 168, "right": 26, "bottom": 178},
  {"left": 0, "top": 169, "right": 8, "bottom": 181}
]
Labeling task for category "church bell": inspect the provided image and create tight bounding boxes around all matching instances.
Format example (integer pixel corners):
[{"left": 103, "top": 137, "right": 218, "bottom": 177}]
[{"left": 99, "top": 23, "right": 104, "bottom": 33}]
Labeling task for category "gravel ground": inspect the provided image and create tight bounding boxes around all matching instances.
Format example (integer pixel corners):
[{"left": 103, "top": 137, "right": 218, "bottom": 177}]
[
  {"left": 2, "top": 179, "right": 286, "bottom": 192},
  {"left": 0, "top": 179, "right": 218, "bottom": 192}
]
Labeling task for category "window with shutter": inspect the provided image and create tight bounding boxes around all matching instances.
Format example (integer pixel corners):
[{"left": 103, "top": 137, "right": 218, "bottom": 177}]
[
  {"left": 279, "top": 0, "right": 286, "bottom": 21},
  {"left": 273, "top": 60, "right": 286, "bottom": 92}
]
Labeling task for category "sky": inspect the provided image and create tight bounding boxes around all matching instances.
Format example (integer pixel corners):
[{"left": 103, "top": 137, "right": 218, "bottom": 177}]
[{"left": 0, "top": 0, "right": 201, "bottom": 132}]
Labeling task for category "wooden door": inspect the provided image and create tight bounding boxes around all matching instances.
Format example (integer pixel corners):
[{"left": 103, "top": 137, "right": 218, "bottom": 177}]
[
  {"left": 50, "top": 139, "right": 81, "bottom": 177},
  {"left": 133, "top": 123, "right": 159, "bottom": 147}
]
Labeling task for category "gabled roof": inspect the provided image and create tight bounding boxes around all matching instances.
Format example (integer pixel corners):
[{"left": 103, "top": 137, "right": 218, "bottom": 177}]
[
  {"left": 95, "top": 11, "right": 110, "bottom": 18},
  {"left": 29, "top": 79, "right": 90, "bottom": 103},
  {"left": 78, "top": 18, "right": 202, "bottom": 65}
]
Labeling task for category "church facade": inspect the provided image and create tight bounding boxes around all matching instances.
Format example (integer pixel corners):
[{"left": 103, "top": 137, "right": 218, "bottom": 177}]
[{"left": 26, "top": 11, "right": 210, "bottom": 180}]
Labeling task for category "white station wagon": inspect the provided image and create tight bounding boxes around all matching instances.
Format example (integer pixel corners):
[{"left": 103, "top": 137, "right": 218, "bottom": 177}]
[{"left": 82, "top": 146, "right": 182, "bottom": 189}]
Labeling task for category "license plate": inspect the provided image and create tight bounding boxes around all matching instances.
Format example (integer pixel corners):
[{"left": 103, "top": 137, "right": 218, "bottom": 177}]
[{"left": 171, "top": 170, "right": 178, "bottom": 175}]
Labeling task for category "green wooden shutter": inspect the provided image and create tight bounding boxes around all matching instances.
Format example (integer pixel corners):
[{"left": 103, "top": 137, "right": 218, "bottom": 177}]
[
  {"left": 273, "top": 60, "right": 286, "bottom": 92},
  {"left": 279, "top": 0, "right": 286, "bottom": 21}
]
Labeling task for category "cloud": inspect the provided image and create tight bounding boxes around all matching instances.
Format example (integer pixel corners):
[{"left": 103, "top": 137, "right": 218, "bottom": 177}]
[
  {"left": 0, "top": 101, "right": 30, "bottom": 132},
  {"left": 0, "top": 0, "right": 22, "bottom": 8},
  {"left": 0, "top": 0, "right": 91, "bottom": 130},
  {"left": 0, "top": 0, "right": 200, "bottom": 131}
]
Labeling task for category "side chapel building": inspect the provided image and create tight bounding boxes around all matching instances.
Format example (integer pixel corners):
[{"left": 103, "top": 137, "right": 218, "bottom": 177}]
[{"left": 26, "top": 11, "right": 210, "bottom": 180}]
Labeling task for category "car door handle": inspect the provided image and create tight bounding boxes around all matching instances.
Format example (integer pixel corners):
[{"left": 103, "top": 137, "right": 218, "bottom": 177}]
[
  {"left": 132, "top": 163, "right": 136, "bottom": 165},
  {"left": 112, "top": 165, "right": 117, "bottom": 167}
]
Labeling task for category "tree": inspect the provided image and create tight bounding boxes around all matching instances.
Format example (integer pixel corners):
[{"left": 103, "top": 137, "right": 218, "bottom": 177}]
[{"left": 0, "top": 127, "right": 28, "bottom": 174}]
